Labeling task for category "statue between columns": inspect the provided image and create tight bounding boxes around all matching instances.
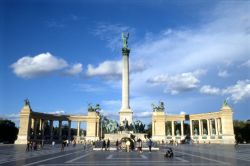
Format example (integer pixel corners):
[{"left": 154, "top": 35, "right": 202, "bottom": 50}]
[
  {"left": 152, "top": 101, "right": 165, "bottom": 112},
  {"left": 122, "top": 32, "right": 129, "bottom": 49},
  {"left": 88, "top": 103, "right": 100, "bottom": 112}
]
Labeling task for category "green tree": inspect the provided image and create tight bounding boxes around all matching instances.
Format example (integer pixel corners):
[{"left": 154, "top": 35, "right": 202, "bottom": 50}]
[
  {"left": 0, "top": 120, "right": 18, "bottom": 144},
  {"left": 234, "top": 120, "right": 250, "bottom": 143},
  {"left": 145, "top": 123, "right": 152, "bottom": 138}
]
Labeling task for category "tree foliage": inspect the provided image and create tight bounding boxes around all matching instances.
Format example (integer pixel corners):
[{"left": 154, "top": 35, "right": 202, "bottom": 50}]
[
  {"left": 0, "top": 119, "right": 18, "bottom": 144},
  {"left": 234, "top": 120, "right": 250, "bottom": 143}
]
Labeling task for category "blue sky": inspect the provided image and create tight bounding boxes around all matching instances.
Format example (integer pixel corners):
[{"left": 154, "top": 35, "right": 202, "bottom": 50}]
[{"left": 0, "top": 0, "right": 250, "bottom": 126}]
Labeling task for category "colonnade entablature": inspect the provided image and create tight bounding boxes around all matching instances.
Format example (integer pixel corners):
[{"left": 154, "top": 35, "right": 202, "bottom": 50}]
[
  {"left": 152, "top": 104, "right": 235, "bottom": 144},
  {"left": 15, "top": 101, "right": 100, "bottom": 144}
]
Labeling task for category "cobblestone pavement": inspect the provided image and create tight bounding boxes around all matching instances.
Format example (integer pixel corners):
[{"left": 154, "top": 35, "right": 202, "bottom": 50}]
[{"left": 0, "top": 144, "right": 249, "bottom": 166}]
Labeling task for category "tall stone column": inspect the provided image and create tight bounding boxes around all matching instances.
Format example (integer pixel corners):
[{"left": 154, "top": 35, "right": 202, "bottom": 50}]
[
  {"left": 119, "top": 33, "right": 133, "bottom": 125},
  {"left": 68, "top": 121, "right": 71, "bottom": 140},
  {"left": 181, "top": 120, "right": 184, "bottom": 136}
]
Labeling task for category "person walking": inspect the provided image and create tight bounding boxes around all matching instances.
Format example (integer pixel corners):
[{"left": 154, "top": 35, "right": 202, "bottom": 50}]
[
  {"left": 138, "top": 138, "right": 143, "bottom": 153},
  {"left": 102, "top": 139, "right": 106, "bottom": 151},
  {"left": 148, "top": 139, "right": 152, "bottom": 153},
  {"left": 26, "top": 141, "right": 30, "bottom": 152},
  {"left": 126, "top": 140, "right": 130, "bottom": 152},
  {"left": 107, "top": 139, "right": 110, "bottom": 151},
  {"left": 61, "top": 140, "right": 65, "bottom": 152},
  {"left": 116, "top": 140, "right": 119, "bottom": 151}
]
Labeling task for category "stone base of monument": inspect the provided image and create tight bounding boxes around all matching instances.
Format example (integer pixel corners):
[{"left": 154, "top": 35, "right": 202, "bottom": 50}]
[
  {"left": 104, "top": 133, "right": 147, "bottom": 141},
  {"left": 93, "top": 147, "right": 159, "bottom": 151}
]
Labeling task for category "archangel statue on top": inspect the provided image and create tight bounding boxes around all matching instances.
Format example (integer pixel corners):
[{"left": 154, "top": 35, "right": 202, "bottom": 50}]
[{"left": 122, "top": 32, "right": 129, "bottom": 49}]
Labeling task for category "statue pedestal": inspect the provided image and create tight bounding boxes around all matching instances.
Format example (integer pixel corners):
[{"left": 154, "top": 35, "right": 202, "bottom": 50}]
[{"left": 104, "top": 133, "right": 146, "bottom": 142}]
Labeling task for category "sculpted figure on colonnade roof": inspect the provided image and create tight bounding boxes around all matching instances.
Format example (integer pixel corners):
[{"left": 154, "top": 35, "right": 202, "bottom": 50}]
[{"left": 152, "top": 101, "right": 165, "bottom": 112}]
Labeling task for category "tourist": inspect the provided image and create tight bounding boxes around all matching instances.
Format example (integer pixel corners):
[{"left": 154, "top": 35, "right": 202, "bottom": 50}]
[
  {"left": 102, "top": 139, "right": 106, "bottom": 151},
  {"left": 66, "top": 140, "right": 69, "bottom": 147},
  {"left": 148, "top": 139, "right": 152, "bottom": 153},
  {"left": 61, "top": 140, "right": 65, "bottom": 152},
  {"left": 126, "top": 140, "right": 130, "bottom": 152},
  {"left": 84, "top": 140, "right": 87, "bottom": 150},
  {"left": 26, "top": 141, "right": 30, "bottom": 152},
  {"left": 116, "top": 140, "right": 119, "bottom": 151},
  {"left": 165, "top": 148, "right": 174, "bottom": 159},
  {"left": 107, "top": 139, "right": 110, "bottom": 151},
  {"left": 235, "top": 141, "right": 239, "bottom": 151},
  {"left": 138, "top": 138, "right": 142, "bottom": 153},
  {"left": 52, "top": 141, "right": 55, "bottom": 147}
]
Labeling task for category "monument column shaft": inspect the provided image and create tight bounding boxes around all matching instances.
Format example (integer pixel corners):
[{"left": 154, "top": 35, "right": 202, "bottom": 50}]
[{"left": 122, "top": 54, "right": 130, "bottom": 109}]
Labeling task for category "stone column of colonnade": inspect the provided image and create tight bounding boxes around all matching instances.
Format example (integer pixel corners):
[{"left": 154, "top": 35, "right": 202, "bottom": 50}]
[
  {"left": 59, "top": 120, "right": 62, "bottom": 141},
  {"left": 40, "top": 119, "right": 45, "bottom": 140},
  {"left": 171, "top": 121, "right": 175, "bottom": 137},
  {"left": 68, "top": 120, "right": 71, "bottom": 140},
  {"left": 50, "top": 120, "right": 53, "bottom": 141},
  {"left": 181, "top": 120, "right": 184, "bottom": 136},
  {"left": 190, "top": 120, "right": 193, "bottom": 137},
  {"left": 34, "top": 118, "right": 38, "bottom": 139},
  {"left": 199, "top": 120, "right": 202, "bottom": 137}
]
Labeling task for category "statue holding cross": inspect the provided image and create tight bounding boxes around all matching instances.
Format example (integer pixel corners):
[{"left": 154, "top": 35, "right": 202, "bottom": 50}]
[{"left": 122, "top": 32, "right": 129, "bottom": 49}]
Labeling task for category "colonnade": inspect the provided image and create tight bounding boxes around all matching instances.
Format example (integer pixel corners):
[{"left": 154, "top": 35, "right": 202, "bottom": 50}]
[
  {"left": 152, "top": 104, "right": 235, "bottom": 144},
  {"left": 15, "top": 102, "right": 100, "bottom": 144}
]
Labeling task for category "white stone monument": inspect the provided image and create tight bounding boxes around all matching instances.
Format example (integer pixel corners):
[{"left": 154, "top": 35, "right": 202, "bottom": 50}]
[{"left": 119, "top": 32, "right": 133, "bottom": 125}]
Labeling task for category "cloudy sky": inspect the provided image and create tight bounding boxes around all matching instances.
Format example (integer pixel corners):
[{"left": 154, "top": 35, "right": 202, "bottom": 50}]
[{"left": 1, "top": 0, "right": 250, "bottom": 126}]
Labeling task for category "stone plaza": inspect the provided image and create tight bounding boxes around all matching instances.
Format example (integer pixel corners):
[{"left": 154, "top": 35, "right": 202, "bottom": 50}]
[{"left": 0, "top": 143, "right": 250, "bottom": 166}]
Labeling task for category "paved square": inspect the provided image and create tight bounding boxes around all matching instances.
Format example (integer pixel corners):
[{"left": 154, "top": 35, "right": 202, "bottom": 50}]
[{"left": 0, "top": 144, "right": 249, "bottom": 166}]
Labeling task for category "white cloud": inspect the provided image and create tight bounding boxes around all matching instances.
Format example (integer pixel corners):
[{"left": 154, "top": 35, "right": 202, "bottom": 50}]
[
  {"left": 134, "top": 111, "right": 152, "bottom": 118},
  {"left": 86, "top": 60, "right": 146, "bottom": 79},
  {"left": 241, "top": 59, "right": 250, "bottom": 68},
  {"left": 218, "top": 70, "right": 229, "bottom": 78},
  {"left": 11, "top": 52, "right": 68, "bottom": 79},
  {"left": 148, "top": 69, "right": 206, "bottom": 95},
  {"left": 46, "top": 110, "right": 66, "bottom": 115},
  {"left": 222, "top": 80, "right": 250, "bottom": 103},
  {"left": 180, "top": 111, "right": 186, "bottom": 115},
  {"left": 200, "top": 85, "right": 221, "bottom": 95},
  {"left": 199, "top": 80, "right": 250, "bottom": 103},
  {"left": 65, "top": 63, "right": 83, "bottom": 75},
  {"left": 86, "top": 60, "right": 122, "bottom": 79}
]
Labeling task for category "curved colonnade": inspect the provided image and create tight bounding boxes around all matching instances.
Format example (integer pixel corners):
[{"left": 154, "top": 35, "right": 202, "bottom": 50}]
[
  {"left": 15, "top": 103, "right": 100, "bottom": 144},
  {"left": 152, "top": 104, "right": 235, "bottom": 144}
]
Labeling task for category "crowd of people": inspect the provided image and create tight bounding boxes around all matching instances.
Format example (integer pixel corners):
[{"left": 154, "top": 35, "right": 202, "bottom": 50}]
[
  {"left": 25, "top": 140, "right": 44, "bottom": 151},
  {"left": 25, "top": 138, "right": 175, "bottom": 159}
]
